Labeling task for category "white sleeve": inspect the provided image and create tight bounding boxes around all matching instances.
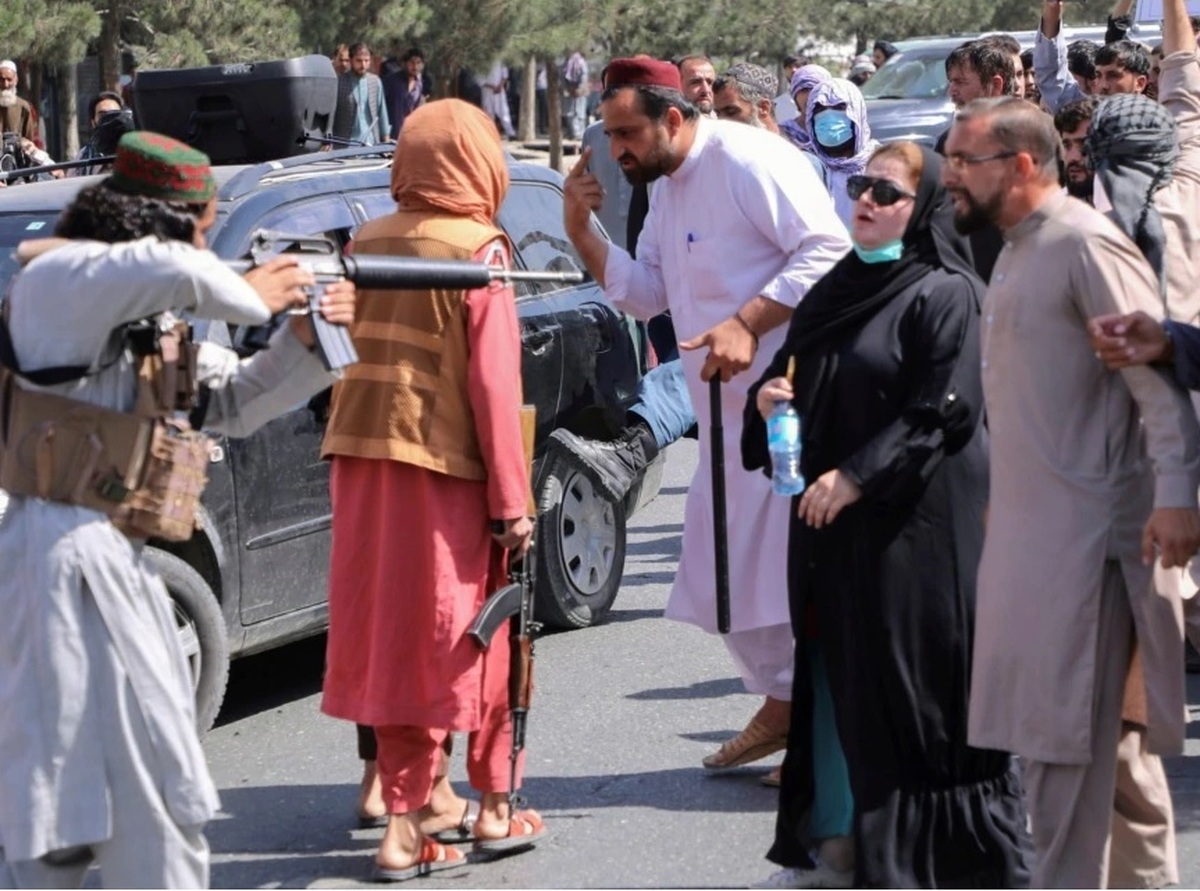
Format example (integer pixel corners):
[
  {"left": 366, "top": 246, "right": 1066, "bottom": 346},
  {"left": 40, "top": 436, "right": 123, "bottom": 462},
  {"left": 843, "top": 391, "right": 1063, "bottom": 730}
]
[
  {"left": 602, "top": 197, "right": 670, "bottom": 319},
  {"left": 735, "top": 151, "right": 850, "bottom": 308},
  {"left": 21, "top": 238, "right": 271, "bottom": 331},
  {"left": 195, "top": 324, "right": 337, "bottom": 438}
]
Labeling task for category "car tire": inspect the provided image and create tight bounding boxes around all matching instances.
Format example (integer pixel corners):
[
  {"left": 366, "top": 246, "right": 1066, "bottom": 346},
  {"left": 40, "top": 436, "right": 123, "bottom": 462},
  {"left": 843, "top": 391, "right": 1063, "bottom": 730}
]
[
  {"left": 535, "top": 450, "right": 627, "bottom": 629},
  {"left": 145, "top": 547, "right": 230, "bottom": 734}
]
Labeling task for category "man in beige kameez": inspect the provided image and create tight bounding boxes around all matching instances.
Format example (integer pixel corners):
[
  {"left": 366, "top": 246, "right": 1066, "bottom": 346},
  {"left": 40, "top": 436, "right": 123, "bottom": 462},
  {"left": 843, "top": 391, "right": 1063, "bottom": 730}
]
[
  {"left": 1061, "top": 5, "right": 1200, "bottom": 887},
  {"left": 943, "top": 97, "right": 1200, "bottom": 888}
]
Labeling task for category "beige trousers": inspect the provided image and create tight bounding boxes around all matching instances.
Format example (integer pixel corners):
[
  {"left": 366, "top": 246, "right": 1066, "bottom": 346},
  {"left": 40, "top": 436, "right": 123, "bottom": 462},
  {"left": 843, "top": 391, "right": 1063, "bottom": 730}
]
[
  {"left": 1109, "top": 725, "right": 1177, "bottom": 889},
  {"left": 1025, "top": 563, "right": 1179, "bottom": 889}
]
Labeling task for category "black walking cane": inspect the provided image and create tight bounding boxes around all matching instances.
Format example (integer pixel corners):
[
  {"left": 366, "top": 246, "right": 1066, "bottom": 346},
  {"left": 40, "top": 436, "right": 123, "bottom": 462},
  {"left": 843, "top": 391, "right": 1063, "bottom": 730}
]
[{"left": 710, "top": 374, "right": 732, "bottom": 634}]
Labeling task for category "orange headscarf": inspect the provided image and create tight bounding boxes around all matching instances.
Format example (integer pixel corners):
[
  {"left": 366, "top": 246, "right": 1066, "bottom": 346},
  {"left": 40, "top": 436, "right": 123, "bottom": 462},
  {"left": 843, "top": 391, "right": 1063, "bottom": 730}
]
[{"left": 389, "top": 99, "right": 509, "bottom": 226}]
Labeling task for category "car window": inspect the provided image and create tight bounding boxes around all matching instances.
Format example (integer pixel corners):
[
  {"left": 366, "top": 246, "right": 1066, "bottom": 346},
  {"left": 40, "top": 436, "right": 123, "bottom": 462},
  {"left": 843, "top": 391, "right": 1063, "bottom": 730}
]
[
  {"left": 497, "top": 182, "right": 592, "bottom": 298},
  {"left": 350, "top": 190, "right": 397, "bottom": 233},
  {"left": 351, "top": 182, "right": 594, "bottom": 300},
  {"left": 240, "top": 195, "right": 357, "bottom": 253},
  {"left": 0, "top": 212, "right": 59, "bottom": 294},
  {"left": 861, "top": 48, "right": 951, "bottom": 100}
]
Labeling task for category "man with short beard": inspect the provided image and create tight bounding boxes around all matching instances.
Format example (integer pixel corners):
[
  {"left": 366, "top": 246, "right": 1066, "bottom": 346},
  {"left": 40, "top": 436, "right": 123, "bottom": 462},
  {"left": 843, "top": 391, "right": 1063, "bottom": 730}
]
[
  {"left": 943, "top": 94, "right": 1200, "bottom": 889},
  {"left": 1055, "top": 97, "right": 1097, "bottom": 201},
  {"left": 677, "top": 54, "right": 716, "bottom": 116},
  {"left": 0, "top": 60, "right": 37, "bottom": 145},
  {"left": 711, "top": 61, "right": 831, "bottom": 190},
  {"left": 712, "top": 63, "right": 778, "bottom": 130},
  {"left": 563, "top": 57, "right": 848, "bottom": 777}
]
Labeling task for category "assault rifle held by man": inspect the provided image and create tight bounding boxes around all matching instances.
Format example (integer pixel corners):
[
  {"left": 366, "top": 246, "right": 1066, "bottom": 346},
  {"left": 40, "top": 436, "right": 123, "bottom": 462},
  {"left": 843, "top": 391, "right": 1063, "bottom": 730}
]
[{"left": 228, "top": 230, "right": 584, "bottom": 371}]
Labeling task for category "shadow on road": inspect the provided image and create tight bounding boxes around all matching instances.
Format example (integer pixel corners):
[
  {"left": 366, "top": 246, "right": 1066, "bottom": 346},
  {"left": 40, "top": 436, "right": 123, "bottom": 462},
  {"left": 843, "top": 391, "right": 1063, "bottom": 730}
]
[
  {"left": 626, "top": 676, "right": 744, "bottom": 701},
  {"left": 207, "top": 764, "right": 777, "bottom": 867},
  {"left": 624, "top": 531, "right": 683, "bottom": 559},
  {"left": 215, "top": 634, "right": 327, "bottom": 729}
]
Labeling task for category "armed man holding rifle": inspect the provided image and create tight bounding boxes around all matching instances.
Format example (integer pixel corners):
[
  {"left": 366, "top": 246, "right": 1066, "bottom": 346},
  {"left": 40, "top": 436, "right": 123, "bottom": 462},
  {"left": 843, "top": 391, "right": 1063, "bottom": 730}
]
[
  {"left": 0, "top": 131, "right": 357, "bottom": 889},
  {"left": 320, "top": 99, "right": 547, "bottom": 882}
]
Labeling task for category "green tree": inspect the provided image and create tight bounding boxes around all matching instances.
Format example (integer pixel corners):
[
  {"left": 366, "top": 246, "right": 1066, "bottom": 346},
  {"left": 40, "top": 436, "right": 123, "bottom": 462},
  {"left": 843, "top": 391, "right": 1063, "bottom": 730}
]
[
  {"left": 132, "top": 1, "right": 304, "bottom": 69},
  {"left": 402, "top": 0, "right": 519, "bottom": 96},
  {"left": 600, "top": 0, "right": 809, "bottom": 62},
  {"left": 506, "top": 0, "right": 601, "bottom": 166},
  {"left": 284, "top": 0, "right": 426, "bottom": 58}
]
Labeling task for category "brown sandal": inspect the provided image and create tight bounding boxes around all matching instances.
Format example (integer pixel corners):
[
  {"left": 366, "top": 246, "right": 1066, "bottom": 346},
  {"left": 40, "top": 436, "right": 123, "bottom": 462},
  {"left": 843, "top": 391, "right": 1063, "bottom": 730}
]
[{"left": 703, "top": 715, "right": 787, "bottom": 769}]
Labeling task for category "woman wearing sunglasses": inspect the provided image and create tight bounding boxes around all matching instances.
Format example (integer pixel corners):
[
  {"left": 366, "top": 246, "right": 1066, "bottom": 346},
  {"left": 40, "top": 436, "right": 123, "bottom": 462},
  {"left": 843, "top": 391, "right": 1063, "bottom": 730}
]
[{"left": 743, "top": 143, "right": 1032, "bottom": 888}]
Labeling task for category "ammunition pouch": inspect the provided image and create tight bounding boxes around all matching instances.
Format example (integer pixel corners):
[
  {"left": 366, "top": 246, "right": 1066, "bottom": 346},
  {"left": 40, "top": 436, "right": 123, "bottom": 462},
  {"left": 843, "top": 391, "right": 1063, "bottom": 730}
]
[{"left": 0, "top": 315, "right": 209, "bottom": 541}]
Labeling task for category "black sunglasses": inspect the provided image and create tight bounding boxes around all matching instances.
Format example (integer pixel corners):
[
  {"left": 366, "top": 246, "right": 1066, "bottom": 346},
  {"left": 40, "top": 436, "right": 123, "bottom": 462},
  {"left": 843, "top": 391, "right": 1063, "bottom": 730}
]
[{"left": 846, "top": 174, "right": 916, "bottom": 206}]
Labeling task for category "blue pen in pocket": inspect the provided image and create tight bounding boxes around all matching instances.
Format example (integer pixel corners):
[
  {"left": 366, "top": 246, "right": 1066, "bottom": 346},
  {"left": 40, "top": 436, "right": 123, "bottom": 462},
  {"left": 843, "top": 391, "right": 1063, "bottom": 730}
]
[{"left": 687, "top": 232, "right": 695, "bottom": 253}]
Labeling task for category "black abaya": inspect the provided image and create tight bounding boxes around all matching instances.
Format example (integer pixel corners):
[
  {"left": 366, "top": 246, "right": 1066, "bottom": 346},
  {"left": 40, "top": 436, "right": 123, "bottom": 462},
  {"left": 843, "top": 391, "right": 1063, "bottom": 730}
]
[{"left": 742, "top": 147, "right": 1032, "bottom": 888}]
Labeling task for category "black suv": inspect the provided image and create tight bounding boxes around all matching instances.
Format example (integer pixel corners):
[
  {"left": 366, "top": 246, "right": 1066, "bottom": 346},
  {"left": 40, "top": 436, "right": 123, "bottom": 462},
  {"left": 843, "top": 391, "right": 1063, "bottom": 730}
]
[{"left": 0, "top": 147, "right": 661, "bottom": 729}]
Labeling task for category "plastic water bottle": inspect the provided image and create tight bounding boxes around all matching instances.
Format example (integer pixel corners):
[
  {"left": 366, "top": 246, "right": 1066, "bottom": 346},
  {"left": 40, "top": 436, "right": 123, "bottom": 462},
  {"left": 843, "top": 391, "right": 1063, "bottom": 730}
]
[{"left": 767, "top": 401, "right": 805, "bottom": 496}]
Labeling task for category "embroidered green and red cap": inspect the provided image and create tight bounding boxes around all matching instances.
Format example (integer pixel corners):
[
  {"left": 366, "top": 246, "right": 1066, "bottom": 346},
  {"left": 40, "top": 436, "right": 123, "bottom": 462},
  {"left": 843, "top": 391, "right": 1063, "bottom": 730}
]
[{"left": 106, "top": 131, "right": 216, "bottom": 203}]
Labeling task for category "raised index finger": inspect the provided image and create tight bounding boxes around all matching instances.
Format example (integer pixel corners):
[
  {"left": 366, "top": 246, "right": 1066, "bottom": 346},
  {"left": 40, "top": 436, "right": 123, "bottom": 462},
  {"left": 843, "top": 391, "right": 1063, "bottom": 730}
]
[{"left": 568, "top": 145, "right": 593, "bottom": 178}]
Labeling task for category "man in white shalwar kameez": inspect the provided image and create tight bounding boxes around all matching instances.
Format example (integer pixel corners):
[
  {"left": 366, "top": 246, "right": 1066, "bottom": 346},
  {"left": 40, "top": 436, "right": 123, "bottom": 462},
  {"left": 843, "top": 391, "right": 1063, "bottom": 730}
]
[
  {"left": 0, "top": 131, "right": 354, "bottom": 888},
  {"left": 562, "top": 58, "right": 849, "bottom": 766}
]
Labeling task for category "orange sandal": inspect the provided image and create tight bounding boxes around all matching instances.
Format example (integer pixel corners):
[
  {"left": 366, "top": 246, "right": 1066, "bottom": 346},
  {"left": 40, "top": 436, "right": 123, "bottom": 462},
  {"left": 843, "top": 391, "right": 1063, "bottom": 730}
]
[
  {"left": 702, "top": 715, "right": 787, "bottom": 769},
  {"left": 473, "top": 810, "right": 548, "bottom": 855},
  {"left": 371, "top": 838, "right": 467, "bottom": 882}
]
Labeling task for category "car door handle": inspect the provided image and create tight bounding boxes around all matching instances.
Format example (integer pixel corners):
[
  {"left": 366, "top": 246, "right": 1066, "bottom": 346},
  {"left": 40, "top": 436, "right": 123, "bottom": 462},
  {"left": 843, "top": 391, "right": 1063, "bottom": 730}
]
[{"left": 523, "top": 329, "right": 555, "bottom": 356}]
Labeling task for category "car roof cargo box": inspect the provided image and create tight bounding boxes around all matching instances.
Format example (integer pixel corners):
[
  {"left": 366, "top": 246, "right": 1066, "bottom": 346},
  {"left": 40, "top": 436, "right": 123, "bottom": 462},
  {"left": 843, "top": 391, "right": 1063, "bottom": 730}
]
[{"left": 132, "top": 55, "right": 337, "bottom": 164}]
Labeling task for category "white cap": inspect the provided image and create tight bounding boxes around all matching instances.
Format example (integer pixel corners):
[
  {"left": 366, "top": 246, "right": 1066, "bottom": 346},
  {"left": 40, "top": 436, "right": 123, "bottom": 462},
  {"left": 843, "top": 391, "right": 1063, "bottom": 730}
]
[{"left": 0, "top": 60, "right": 16, "bottom": 74}]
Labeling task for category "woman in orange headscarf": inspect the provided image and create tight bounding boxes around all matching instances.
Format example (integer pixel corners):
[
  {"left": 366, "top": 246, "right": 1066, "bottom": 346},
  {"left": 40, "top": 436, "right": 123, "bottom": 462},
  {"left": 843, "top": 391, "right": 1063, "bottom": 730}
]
[{"left": 321, "top": 99, "right": 545, "bottom": 881}]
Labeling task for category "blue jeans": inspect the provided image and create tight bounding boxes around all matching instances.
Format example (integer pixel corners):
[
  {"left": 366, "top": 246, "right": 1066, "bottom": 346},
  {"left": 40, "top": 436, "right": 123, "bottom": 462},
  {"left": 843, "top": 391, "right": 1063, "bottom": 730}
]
[{"left": 629, "top": 358, "right": 695, "bottom": 449}]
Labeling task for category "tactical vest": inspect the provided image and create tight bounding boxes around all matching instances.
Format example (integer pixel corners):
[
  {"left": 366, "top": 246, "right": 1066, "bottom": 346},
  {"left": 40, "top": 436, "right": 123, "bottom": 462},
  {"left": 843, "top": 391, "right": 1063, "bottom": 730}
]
[{"left": 0, "top": 310, "right": 209, "bottom": 541}]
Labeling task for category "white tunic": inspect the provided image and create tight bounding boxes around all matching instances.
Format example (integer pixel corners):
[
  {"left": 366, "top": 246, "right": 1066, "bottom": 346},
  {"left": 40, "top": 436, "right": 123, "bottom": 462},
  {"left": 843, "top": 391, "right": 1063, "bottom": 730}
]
[
  {"left": 0, "top": 238, "right": 336, "bottom": 861},
  {"left": 604, "top": 118, "right": 850, "bottom": 632}
]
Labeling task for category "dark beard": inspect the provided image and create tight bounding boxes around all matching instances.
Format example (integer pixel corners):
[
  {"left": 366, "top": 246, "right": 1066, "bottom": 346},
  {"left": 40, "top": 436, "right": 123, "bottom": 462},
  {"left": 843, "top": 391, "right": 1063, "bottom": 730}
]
[
  {"left": 952, "top": 189, "right": 1003, "bottom": 234},
  {"left": 619, "top": 148, "right": 672, "bottom": 186},
  {"left": 1065, "top": 176, "right": 1094, "bottom": 204}
]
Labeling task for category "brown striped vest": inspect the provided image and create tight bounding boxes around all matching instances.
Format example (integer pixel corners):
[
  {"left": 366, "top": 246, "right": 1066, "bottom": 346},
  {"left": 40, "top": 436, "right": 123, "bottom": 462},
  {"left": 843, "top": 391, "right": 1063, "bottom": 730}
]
[{"left": 321, "top": 212, "right": 511, "bottom": 482}]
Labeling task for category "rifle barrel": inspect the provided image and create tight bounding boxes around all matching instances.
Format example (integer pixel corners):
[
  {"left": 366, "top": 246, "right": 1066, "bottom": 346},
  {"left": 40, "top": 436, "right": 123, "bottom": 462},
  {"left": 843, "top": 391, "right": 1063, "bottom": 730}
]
[{"left": 225, "top": 255, "right": 583, "bottom": 290}]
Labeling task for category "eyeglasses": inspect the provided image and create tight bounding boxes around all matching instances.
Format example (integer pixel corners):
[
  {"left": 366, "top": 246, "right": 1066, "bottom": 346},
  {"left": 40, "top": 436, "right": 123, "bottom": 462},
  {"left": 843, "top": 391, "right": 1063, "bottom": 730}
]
[
  {"left": 943, "top": 151, "right": 1018, "bottom": 172},
  {"left": 846, "top": 175, "right": 916, "bottom": 206}
]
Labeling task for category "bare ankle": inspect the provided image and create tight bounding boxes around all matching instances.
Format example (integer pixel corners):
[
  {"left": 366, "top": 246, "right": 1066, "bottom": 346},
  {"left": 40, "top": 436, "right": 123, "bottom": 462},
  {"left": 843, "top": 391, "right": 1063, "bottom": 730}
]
[
  {"left": 758, "top": 696, "right": 791, "bottom": 733},
  {"left": 377, "top": 812, "right": 423, "bottom": 866},
  {"left": 817, "top": 835, "right": 855, "bottom": 874}
]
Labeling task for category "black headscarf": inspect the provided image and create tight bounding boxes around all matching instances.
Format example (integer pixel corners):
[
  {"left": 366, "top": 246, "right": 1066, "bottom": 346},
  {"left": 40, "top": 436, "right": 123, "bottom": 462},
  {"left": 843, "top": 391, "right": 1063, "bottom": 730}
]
[{"left": 742, "top": 145, "right": 983, "bottom": 474}]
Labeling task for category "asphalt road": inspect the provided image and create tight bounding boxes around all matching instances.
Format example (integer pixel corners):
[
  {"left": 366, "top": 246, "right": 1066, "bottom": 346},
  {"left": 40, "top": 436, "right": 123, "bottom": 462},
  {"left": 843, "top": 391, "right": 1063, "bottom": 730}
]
[{"left": 194, "top": 438, "right": 1200, "bottom": 889}]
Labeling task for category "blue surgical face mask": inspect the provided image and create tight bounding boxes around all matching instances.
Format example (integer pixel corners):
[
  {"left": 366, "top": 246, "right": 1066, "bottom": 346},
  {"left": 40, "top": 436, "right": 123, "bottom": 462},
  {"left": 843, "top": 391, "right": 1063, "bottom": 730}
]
[
  {"left": 853, "top": 239, "right": 904, "bottom": 264},
  {"left": 813, "top": 109, "right": 855, "bottom": 148}
]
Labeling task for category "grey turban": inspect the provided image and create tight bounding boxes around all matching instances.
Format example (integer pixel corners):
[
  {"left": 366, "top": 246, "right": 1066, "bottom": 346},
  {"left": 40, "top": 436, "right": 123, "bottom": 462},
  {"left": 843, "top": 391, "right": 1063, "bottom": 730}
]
[{"left": 1086, "top": 92, "right": 1179, "bottom": 300}]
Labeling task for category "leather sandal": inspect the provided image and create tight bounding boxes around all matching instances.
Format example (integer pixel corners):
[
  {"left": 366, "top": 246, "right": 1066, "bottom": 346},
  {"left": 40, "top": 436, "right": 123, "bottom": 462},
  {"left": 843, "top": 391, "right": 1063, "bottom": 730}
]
[
  {"left": 702, "top": 715, "right": 787, "bottom": 769},
  {"left": 473, "top": 810, "right": 547, "bottom": 855},
  {"left": 370, "top": 838, "right": 467, "bottom": 882},
  {"left": 425, "top": 798, "right": 480, "bottom": 844}
]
